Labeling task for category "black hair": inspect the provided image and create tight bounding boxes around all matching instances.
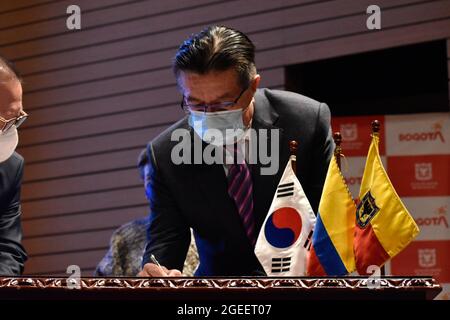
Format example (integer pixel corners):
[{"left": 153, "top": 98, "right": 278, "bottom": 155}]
[{"left": 173, "top": 25, "right": 256, "bottom": 88}]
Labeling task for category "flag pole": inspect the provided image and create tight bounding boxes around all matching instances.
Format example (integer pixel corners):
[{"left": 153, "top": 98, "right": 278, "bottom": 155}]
[
  {"left": 333, "top": 132, "right": 342, "bottom": 169},
  {"left": 289, "top": 140, "right": 298, "bottom": 175},
  {"left": 371, "top": 119, "right": 386, "bottom": 277}
]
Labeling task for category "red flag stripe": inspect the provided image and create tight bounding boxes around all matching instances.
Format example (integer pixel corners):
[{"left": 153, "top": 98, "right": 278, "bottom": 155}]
[
  {"left": 307, "top": 246, "right": 327, "bottom": 276},
  {"left": 354, "top": 223, "right": 390, "bottom": 275}
]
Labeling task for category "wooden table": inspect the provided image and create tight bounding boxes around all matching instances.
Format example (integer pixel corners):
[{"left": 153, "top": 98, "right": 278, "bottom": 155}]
[{"left": 0, "top": 276, "right": 442, "bottom": 300}]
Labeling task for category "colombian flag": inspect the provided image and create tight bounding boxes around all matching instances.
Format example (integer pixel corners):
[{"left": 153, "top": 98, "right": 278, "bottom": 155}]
[
  {"left": 307, "top": 155, "right": 356, "bottom": 276},
  {"left": 355, "top": 133, "right": 420, "bottom": 275}
]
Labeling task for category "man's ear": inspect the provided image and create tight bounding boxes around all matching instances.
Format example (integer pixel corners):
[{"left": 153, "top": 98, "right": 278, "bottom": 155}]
[{"left": 251, "top": 74, "right": 261, "bottom": 93}]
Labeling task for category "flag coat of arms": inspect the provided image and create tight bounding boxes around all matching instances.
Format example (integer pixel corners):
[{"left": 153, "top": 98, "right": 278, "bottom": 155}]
[
  {"left": 355, "top": 133, "right": 420, "bottom": 274},
  {"left": 254, "top": 155, "right": 316, "bottom": 276},
  {"left": 307, "top": 155, "right": 356, "bottom": 276}
]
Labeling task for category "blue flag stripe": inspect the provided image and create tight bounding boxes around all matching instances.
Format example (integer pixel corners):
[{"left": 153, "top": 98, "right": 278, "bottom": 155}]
[{"left": 312, "top": 213, "right": 348, "bottom": 276}]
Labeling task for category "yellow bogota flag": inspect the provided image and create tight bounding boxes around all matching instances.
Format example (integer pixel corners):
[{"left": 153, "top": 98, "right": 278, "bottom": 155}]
[{"left": 355, "top": 133, "right": 420, "bottom": 274}]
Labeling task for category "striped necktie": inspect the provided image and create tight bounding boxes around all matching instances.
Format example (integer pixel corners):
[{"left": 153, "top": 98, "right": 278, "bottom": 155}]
[{"left": 226, "top": 144, "right": 256, "bottom": 246}]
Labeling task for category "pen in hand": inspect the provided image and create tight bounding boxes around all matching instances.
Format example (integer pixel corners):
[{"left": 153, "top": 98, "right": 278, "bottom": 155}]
[
  {"left": 150, "top": 254, "right": 165, "bottom": 274},
  {"left": 140, "top": 254, "right": 182, "bottom": 277}
]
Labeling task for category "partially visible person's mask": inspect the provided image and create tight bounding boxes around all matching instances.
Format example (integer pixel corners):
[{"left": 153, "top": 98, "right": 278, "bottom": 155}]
[
  {"left": 188, "top": 109, "right": 247, "bottom": 146},
  {"left": 0, "top": 126, "right": 18, "bottom": 163}
]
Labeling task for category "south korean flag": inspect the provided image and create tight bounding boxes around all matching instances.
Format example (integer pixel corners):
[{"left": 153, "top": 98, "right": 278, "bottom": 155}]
[{"left": 255, "top": 155, "right": 316, "bottom": 276}]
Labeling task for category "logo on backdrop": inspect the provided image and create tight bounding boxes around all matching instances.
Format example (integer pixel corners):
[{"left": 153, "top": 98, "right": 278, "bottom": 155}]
[
  {"left": 335, "top": 121, "right": 368, "bottom": 154},
  {"left": 399, "top": 122, "right": 445, "bottom": 143},
  {"left": 418, "top": 249, "right": 437, "bottom": 268},
  {"left": 414, "top": 163, "right": 433, "bottom": 181},
  {"left": 409, "top": 161, "right": 439, "bottom": 192},
  {"left": 415, "top": 205, "right": 449, "bottom": 229},
  {"left": 345, "top": 176, "right": 363, "bottom": 186},
  {"left": 391, "top": 241, "right": 448, "bottom": 282},
  {"left": 340, "top": 123, "right": 358, "bottom": 142}
]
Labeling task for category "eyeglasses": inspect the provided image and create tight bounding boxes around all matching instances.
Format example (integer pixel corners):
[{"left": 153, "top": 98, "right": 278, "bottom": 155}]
[
  {"left": 181, "top": 87, "right": 248, "bottom": 113},
  {"left": 0, "top": 110, "right": 28, "bottom": 133}
]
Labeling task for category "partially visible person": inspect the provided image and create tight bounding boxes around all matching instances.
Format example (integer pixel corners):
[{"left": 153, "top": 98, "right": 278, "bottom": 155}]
[
  {"left": 94, "top": 216, "right": 200, "bottom": 277},
  {"left": 94, "top": 216, "right": 150, "bottom": 277},
  {"left": 0, "top": 55, "right": 28, "bottom": 275},
  {"left": 94, "top": 150, "right": 199, "bottom": 277}
]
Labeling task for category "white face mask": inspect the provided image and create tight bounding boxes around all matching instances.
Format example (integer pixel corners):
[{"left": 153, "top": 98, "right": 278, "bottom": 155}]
[
  {"left": 0, "top": 126, "right": 18, "bottom": 163},
  {"left": 188, "top": 109, "right": 248, "bottom": 146}
]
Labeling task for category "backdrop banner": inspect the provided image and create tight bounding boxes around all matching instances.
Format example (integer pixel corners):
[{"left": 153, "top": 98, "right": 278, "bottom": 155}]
[{"left": 331, "top": 112, "right": 450, "bottom": 300}]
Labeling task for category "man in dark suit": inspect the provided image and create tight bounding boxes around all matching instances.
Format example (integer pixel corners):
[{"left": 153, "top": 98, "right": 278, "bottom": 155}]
[
  {"left": 0, "top": 56, "right": 28, "bottom": 275},
  {"left": 138, "top": 26, "right": 334, "bottom": 277}
]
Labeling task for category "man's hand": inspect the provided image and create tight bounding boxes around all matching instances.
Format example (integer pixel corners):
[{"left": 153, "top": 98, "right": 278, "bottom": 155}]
[{"left": 137, "top": 263, "right": 182, "bottom": 277}]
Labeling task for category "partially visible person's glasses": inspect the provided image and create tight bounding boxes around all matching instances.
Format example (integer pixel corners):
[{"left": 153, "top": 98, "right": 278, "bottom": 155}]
[
  {"left": 181, "top": 87, "right": 248, "bottom": 113},
  {"left": 0, "top": 110, "right": 28, "bottom": 133}
]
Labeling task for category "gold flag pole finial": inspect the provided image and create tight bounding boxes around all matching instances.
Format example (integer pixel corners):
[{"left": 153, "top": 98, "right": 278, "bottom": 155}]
[
  {"left": 333, "top": 132, "right": 342, "bottom": 170},
  {"left": 371, "top": 120, "right": 380, "bottom": 137},
  {"left": 289, "top": 140, "right": 298, "bottom": 175}
]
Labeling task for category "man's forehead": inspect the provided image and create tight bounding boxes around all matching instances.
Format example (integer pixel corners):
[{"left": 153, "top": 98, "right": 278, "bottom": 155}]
[
  {"left": 178, "top": 70, "right": 240, "bottom": 100},
  {"left": 179, "top": 70, "right": 239, "bottom": 86}
]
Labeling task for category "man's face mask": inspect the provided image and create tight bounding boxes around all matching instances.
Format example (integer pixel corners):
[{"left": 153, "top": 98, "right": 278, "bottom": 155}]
[
  {"left": 188, "top": 108, "right": 248, "bottom": 146},
  {"left": 0, "top": 126, "right": 18, "bottom": 163}
]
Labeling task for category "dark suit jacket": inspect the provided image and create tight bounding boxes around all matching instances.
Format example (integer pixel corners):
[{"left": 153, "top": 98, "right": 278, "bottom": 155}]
[
  {"left": 0, "top": 152, "right": 27, "bottom": 275},
  {"left": 142, "top": 89, "right": 334, "bottom": 276}
]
